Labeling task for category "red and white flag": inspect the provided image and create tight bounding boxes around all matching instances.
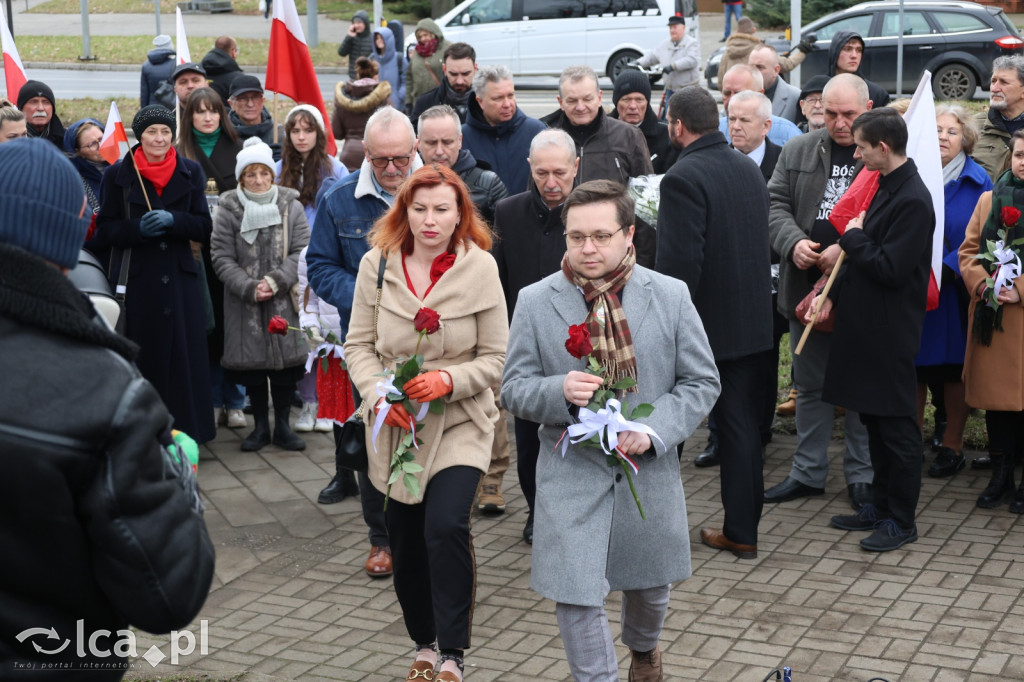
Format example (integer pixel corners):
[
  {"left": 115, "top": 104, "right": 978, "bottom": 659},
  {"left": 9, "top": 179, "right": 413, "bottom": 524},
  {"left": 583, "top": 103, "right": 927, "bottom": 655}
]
[
  {"left": 99, "top": 101, "right": 130, "bottom": 166},
  {"left": 1, "top": 4, "right": 27, "bottom": 101},
  {"left": 266, "top": 0, "right": 336, "bottom": 155},
  {"left": 175, "top": 7, "right": 191, "bottom": 65}
]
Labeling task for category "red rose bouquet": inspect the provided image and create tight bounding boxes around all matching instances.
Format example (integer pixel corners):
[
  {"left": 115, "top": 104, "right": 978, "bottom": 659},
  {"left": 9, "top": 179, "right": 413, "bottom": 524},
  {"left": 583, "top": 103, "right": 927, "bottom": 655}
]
[
  {"left": 374, "top": 306, "right": 446, "bottom": 507},
  {"left": 559, "top": 323, "right": 661, "bottom": 519}
]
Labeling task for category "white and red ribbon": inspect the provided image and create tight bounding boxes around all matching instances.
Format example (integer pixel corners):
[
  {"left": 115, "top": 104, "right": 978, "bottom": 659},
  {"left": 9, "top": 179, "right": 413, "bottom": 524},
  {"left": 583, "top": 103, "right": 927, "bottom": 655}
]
[
  {"left": 371, "top": 373, "right": 429, "bottom": 449},
  {"left": 991, "top": 239, "right": 1022, "bottom": 300},
  {"left": 560, "top": 398, "right": 663, "bottom": 472},
  {"left": 304, "top": 342, "right": 344, "bottom": 374}
]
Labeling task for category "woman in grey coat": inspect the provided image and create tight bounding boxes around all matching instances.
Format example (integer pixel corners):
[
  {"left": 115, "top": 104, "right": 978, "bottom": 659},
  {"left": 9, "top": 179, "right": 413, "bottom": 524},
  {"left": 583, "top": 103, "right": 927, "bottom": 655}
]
[
  {"left": 211, "top": 138, "right": 310, "bottom": 452},
  {"left": 502, "top": 181, "right": 720, "bottom": 681}
]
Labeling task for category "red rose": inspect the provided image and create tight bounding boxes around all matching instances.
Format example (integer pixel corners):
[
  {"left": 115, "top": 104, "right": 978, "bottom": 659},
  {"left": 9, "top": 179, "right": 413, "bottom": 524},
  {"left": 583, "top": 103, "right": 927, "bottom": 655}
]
[
  {"left": 413, "top": 307, "right": 441, "bottom": 335},
  {"left": 565, "top": 323, "right": 593, "bottom": 359},
  {"left": 268, "top": 315, "right": 289, "bottom": 335},
  {"left": 1003, "top": 206, "right": 1022, "bottom": 228},
  {"left": 429, "top": 252, "right": 456, "bottom": 284}
]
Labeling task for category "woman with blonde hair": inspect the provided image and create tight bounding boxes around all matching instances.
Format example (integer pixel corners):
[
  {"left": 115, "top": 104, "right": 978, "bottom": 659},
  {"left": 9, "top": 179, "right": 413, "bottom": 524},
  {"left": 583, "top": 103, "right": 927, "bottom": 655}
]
[{"left": 344, "top": 164, "right": 507, "bottom": 682}]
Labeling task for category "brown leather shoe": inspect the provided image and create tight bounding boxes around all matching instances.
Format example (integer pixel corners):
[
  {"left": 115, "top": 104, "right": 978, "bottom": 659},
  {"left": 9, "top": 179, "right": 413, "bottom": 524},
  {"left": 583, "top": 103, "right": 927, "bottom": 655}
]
[
  {"left": 365, "top": 545, "right": 393, "bottom": 578},
  {"left": 406, "top": 661, "right": 435, "bottom": 681},
  {"left": 700, "top": 527, "right": 757, "bottom": 559},
  {"left": 434, "top": 672, "right": 460, "bottom": 682},
  {"left": 776, "top": 389, "right": 797, "bottom": 416},
  {"left": 629, "top": 646, "right": 662, "bottom": 681}
]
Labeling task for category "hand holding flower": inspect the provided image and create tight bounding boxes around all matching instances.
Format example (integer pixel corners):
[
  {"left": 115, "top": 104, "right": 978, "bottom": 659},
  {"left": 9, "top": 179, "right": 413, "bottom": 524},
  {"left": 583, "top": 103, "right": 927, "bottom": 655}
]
[
  {"left": 617, "top": 430, "right": 652, "bottom": 456},
  {"left": 404, "top": 370, "right": 452, "bottom": 402},
  {"left": 997, "top": 285, "right": 1021, "bottom": 304},
  {"left": 563, "top": 370, "right": 605, "bottom": 407},
  {"left": 375, "top": 397, "right": 414, "bottom": 430}
]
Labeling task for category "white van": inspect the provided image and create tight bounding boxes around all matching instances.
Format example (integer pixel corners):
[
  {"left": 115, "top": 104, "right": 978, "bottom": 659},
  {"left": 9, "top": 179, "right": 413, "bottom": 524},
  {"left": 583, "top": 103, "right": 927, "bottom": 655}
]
[{"left": 421, "top": 0, "right": 677, "bottom": 80}]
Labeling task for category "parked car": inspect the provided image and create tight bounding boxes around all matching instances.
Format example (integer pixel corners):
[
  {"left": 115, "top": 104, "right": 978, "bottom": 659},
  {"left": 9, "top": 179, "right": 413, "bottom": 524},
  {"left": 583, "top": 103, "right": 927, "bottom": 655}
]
[
  {"left": 413, "top": 0, "right": 674, "bottom": 80},
  {"left": 704, "top": 1, "right": 1024, "bottom": 100}
]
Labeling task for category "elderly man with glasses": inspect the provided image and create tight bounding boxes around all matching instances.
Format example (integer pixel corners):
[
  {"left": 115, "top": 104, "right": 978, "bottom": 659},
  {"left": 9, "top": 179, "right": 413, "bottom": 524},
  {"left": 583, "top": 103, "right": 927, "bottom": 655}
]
[{"left": 306, "top": 106, "right": 423, "bottom": 581}]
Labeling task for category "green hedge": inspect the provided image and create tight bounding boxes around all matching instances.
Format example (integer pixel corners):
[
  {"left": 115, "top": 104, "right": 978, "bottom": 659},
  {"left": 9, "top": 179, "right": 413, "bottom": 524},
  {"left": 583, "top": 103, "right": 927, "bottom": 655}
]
[{"left": 745, "top": 0, "right": 861, "bottom": 32}]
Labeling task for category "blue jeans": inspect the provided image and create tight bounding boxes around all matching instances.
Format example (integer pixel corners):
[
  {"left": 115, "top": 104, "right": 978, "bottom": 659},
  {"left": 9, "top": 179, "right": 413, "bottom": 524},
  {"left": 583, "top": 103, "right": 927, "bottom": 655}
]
[
  {"left": 723, "top": 2, "right": 742, "bottom": 38},
  {"left": 210, "top": 362, "right": 245, "bottom": 410}
]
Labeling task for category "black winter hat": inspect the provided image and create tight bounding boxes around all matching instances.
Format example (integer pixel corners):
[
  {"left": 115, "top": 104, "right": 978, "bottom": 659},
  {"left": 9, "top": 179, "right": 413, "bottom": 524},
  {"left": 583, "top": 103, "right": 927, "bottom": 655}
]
[
  {"left": 132, "top": 105, "right": 177, "bottom": 141},
  {"left": 613, "top": 69, "right": 652, "bottom": 106},
  {"left": 17, "top": 80, "right": 56, "bottom": 111}
]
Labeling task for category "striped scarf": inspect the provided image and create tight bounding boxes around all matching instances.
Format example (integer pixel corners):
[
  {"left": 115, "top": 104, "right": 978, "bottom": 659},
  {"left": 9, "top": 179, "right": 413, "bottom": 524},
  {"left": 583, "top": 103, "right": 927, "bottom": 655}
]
[{"left": 561, "top": 246, "right": 638, "bottom": 391}]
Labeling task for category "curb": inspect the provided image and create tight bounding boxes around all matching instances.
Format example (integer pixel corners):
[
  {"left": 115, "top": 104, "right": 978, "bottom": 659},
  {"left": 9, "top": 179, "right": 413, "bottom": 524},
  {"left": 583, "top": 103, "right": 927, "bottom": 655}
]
[{"left": 21, "top": 62, "right": 348, "bottom": 74}]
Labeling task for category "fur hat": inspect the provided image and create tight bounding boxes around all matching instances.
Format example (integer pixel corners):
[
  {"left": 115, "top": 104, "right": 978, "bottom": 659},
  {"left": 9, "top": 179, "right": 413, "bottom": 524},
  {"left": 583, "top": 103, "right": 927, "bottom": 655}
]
[
  {"left": 0, "top": 138, "right": 90, "bottom": 269},
  {"left": 235, "top": 137, "right": 276, "bottom": 181},
  {"left": 132, "top": 105, "right": 177, "bottom": 141},
  {"left": 612, "top": 69, "right": 652, "bottom": 107}
]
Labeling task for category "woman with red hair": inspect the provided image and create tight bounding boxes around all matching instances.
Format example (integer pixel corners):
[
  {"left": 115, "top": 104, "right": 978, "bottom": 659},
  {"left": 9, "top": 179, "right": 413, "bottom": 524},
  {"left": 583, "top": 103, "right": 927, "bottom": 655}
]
[{"left": 344, "top": 164, "right": 507, "bottom": 682}]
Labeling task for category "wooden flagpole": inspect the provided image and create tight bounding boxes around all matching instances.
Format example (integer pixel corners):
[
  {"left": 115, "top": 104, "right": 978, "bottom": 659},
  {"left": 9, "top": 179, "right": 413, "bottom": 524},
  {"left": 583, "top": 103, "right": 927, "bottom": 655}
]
[
  {"left": 128, "top": 149, "right": 153, "bottom": 211},
  {"left": 794, "top": 251, "right": 846, "bottom": 355},
  {"left": 272, "top": 93, "right": 279, "bottom": 144}
]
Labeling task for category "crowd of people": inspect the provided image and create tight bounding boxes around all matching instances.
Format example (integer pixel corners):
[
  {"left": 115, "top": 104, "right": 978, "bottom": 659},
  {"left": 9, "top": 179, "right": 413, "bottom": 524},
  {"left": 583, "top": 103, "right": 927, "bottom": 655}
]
[{"left": 5, "top": 13, "right": 1024, "bottom": 682}]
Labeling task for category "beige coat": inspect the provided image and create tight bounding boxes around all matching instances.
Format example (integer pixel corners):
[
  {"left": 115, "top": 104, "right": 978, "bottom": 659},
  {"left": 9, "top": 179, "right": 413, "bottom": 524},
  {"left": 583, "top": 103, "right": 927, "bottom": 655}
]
[
  {"left": 960, "top": 191, "right": 1024, "bottom": 411},
  {"left": 344, "top": 242, "right": 508, "bottom": 504}
]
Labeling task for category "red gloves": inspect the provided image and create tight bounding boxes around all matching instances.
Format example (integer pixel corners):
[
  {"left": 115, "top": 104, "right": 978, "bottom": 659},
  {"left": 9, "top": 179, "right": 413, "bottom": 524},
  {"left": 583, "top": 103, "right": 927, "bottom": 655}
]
[
  {"left": 404, "top": 370, "right": 452, "bottom": 403},
  {"left": 375, "top": 398, "right": 413, "bottom": 430}
]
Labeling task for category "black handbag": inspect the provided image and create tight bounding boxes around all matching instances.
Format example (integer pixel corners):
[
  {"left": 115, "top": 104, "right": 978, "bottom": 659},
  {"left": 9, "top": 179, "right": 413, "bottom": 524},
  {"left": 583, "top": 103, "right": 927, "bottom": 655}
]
[{"left": 335, "top": 255, "right": 387, "bottom": 472}]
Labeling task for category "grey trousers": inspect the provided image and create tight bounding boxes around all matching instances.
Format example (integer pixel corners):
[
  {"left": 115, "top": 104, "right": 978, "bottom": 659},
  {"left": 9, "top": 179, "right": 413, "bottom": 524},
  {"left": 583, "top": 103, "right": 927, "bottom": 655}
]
[
  {"left": 556, "top": 585, "right": 670, "bottom": 682},
  {"left": 788, "top": 320, "right": 873, "bottom": 488}
]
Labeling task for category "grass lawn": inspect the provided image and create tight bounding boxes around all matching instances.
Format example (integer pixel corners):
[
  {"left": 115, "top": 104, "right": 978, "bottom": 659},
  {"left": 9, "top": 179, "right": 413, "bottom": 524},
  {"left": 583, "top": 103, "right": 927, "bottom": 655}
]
[
  {"left": 13, "top": 35, "right": 344, "bottom": 69},
  {"left": 26, "top": 0, "right": 423, "bottom": 21}
]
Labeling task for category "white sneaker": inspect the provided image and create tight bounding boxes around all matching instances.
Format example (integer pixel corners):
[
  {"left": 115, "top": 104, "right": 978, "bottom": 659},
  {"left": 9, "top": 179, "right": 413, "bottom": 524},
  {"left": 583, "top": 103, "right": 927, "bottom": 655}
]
[
  {"left": 314, "top": 417, "right": 333, "bottom": 432},
  {"left": 226, "top": 409, "right": 247, "bottom": 429},
  {"left": 295, "top": 402, "right": 316, "bottom": 432}
]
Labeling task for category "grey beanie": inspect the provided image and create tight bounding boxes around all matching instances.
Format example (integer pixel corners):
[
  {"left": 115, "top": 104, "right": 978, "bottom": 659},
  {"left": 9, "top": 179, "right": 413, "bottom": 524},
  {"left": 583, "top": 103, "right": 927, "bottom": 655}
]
[
  {"left": 0, "top": 138, "right": 90, "bottom": 269},
  {"left": 132, "top": 104, "right": 177, "bottom": 141}
]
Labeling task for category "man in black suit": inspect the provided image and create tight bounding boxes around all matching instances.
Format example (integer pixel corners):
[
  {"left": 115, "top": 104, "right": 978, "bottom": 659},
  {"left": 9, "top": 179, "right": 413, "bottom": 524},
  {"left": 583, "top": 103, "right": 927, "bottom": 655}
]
[
  {"left": 656, "top": 87, "right": 772, "bottom": 558},
  {"left": 820, "top": 108, "right": 934, "bottom": 552}
]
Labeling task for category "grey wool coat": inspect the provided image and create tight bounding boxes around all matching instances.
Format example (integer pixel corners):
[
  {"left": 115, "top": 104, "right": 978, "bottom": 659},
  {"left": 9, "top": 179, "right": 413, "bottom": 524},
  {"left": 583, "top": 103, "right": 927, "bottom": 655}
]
[
  {"left": 211, "top": 186, "right": 310, "bottom": 371},
  {"left": 501, "top": 266, "right": 721, "bottom": 606}
]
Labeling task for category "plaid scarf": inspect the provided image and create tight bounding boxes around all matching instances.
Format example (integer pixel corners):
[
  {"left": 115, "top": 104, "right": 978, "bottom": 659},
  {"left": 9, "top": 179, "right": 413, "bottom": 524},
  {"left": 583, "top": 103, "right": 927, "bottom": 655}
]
[{"left": 561, "top": 246, "right": 638, "bottom": 391}]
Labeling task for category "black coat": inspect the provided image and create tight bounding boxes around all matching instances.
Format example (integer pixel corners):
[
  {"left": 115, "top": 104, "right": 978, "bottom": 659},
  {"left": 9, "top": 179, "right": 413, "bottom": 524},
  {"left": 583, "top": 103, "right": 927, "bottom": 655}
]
[
  {"left": 141, "top": 48, "right": 176, "bottom": 107},
  {"left": 201, "top": 48, "right": 244, "bottom": 103},
  {"left": 452, "top": 148, "right": 507, "bottom": 225},
  {"left": 655, "top": 131, "right": 773, "bottom": 361},
  {"left": 492, "top": 186, "right": 568, "bottom": 323},
  {"left": 823, "top": 159, "right": 934, "bottom": 417},
  {"left": 609, "top": 105, "right": 679, "bottom": 175},
  {"left": 759, "top": 138, "right": 782, "bottom": 184},
  {"left": 410, "top": 78, "right": 472, "bottom": 130},
  {"left": 0, "top": 244, "right": 215, "bottom": 680},
  {"left": 95, "top": 149, "right": 216, "bottom": 444}
]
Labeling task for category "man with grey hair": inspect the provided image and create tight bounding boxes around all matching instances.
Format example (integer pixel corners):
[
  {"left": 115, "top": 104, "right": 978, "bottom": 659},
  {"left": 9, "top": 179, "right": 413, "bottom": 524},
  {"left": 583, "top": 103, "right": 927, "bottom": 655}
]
[
  {"left": 974, "top": 55, "right": 1024, "bottom": 181},
  {"left": 462, "top": 64, "right": 546, "bottom": 194},
  {"left": 764, "top": 73, "right": 874, "bottom": 512},
  {"left": 541, "top": 65, "right": 653, "bottom": 185},
  {"left": 491, "top": 128, "right": 579, "bottom": 545},
  {"left": 307, "top": 106, "right": 424, "bottom": 581},
  {"left": 717, "top": 64, "right": 800, "bottom": 147},
  {"left": 748, "top": 44, "right": 800, "bottom": 123},
  {"left": 418, "top": 104, "right": 507, "bottom": 223}
]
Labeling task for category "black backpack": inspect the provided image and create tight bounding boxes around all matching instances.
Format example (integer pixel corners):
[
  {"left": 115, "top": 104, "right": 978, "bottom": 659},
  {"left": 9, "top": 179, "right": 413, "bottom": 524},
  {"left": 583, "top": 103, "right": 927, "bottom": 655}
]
[{"left": 153, "top": 78, "right": 176, "bottom": 110}]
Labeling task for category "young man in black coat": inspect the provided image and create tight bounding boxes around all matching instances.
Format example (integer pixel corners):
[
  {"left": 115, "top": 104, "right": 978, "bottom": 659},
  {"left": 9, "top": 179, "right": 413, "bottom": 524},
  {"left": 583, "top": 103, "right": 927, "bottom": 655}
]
[
  {"left": 818, "top": 108, "right": 935, "bottom": 552},
  {"left": 656, "top": 87, "right": 773, "bottom": 558}
]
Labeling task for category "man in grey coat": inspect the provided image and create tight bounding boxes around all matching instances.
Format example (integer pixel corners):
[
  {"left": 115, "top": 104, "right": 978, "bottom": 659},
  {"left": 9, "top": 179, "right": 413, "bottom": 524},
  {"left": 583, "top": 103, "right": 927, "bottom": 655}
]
[
  {"left": 748, "top": 44, "right": 801, "bottom": 123},
  {"left": 503, "top": 180, "right": 720, "bottom": 682}
]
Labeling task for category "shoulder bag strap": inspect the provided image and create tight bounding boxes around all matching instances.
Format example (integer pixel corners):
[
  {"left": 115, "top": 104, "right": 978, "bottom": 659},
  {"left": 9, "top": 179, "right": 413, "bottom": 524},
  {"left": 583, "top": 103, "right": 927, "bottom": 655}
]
[
  {"left": 115, "top": 186, "right": 132, "bottom": 303},
  {"left": 373, "top": 255, "right": 387, "bottom": 362}
]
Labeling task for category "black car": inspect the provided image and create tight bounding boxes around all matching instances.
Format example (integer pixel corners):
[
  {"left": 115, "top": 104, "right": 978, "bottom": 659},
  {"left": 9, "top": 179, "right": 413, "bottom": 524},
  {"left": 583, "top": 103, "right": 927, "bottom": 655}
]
[{"left": 705, "top": 1, "right": 1024, "bottom": 99}]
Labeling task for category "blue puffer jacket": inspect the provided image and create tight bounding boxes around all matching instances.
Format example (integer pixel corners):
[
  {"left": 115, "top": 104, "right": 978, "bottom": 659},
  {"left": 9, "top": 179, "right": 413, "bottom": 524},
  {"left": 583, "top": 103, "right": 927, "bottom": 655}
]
[
  {"left": 371, "top": 27, "right": 406, "bottom": 109},
  {"left": 461, "top": 95, "right": 547, "bottom": 195}
]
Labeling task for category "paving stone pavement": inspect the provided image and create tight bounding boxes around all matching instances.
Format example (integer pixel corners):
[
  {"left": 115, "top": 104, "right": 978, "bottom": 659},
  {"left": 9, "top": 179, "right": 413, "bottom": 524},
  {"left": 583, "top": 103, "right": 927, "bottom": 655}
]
[{"left": 121, "top": 415, "right": 1024, "bottom": 682}]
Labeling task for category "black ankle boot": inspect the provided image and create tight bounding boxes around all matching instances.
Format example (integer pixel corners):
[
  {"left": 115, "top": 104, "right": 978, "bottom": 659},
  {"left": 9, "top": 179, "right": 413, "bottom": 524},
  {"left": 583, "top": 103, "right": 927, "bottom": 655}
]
[
  {"left": 1009, "top": 481, "right": 1024, "bottom": 514},
  {"left": 270, "top": 385, "right": 305, "bottom": 451},
  {"left": 977, "top": 452, "right": 1015, "bottom": 508},
  {"left": 241, "top": 385, "right": 271, "bottom": 451},
  {"left": 318, "top": 468, "right": 359, "bottom": 504}
]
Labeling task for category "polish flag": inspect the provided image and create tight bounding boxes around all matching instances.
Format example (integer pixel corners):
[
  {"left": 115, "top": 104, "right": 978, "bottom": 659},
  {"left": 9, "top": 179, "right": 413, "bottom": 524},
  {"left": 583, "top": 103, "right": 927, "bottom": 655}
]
[
  {"left": 1, "top": 4, "right": 27, "bottom": 101},
  {"left": 266, "top": 0, "right": 336, "bottom": 155},
  {"left": 175, "top": 7, "right": 191, "bottom": 65},
  {"left": 99, "top": 101, "right": 130, "bottom": 166}
]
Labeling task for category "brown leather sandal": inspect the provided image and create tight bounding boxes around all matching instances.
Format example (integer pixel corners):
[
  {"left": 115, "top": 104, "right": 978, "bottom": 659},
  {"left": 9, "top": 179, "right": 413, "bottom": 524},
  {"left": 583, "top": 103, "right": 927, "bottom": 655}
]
[{"left": 406, "top": 660, "right": 435, "bottom": 681}]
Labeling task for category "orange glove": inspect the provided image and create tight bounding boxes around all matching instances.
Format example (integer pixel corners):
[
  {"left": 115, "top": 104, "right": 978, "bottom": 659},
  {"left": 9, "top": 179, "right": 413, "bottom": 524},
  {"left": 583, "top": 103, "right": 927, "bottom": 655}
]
[
  {"left": 375, "top": 398, "right": 414, "bottom": 430},
  {"left": 404, "top": 370, "right": 452, "bottom": 403}
]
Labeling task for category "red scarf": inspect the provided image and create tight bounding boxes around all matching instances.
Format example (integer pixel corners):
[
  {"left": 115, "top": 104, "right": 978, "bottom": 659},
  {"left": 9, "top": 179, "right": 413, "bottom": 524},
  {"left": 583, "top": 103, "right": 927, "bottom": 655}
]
[
  {"left": 415, "top": 38, "right": 438, "bottom": 58},
  {"left": 133, "top": 146, "right": 177, "bottom": 196},
  {"left": 403, "top": 251, "right": 455, "bottom": 298}
]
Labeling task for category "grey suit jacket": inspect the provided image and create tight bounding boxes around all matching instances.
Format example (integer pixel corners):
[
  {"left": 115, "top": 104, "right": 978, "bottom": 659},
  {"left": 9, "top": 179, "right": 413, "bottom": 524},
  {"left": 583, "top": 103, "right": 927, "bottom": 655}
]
[
  {"left": 502, "top": 266, "right": 720, "bottom": 606},
  {"left": 771, "top": 77, "right": 801, "bottom": 123}
]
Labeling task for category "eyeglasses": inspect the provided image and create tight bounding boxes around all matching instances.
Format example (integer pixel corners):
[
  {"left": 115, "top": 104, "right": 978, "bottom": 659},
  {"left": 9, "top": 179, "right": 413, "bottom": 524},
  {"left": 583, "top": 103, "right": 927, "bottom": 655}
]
[
  {"left": 81, "top": 140, "right": 101, "bottom": 151},
  {"left": 564, "top": 226, "right": 625, "bottom": 247},
  {"left": 802, "top": 96, "right": 823, "bottom": 106},
  {"left": 368, "top": 152, "right": 415, "bottom": 169}
]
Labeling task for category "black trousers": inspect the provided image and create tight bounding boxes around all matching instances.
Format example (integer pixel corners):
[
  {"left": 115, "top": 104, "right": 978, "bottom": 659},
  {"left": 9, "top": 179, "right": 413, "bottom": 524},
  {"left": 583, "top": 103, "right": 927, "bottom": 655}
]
[
  {"left": 860, "top": 413, "right": 922, "bottom": 530},
  {"left": 349, "top": 385, "right": 388, "bottom": 546},
  {"left": 386, "top": 465, "right": 482, "bottom": 651},
  {"left": 714, "top": 353, "right": 765, "bottom": 546},
  {"left": 514, "top": 417, "right": 541, "bottom": 514}
]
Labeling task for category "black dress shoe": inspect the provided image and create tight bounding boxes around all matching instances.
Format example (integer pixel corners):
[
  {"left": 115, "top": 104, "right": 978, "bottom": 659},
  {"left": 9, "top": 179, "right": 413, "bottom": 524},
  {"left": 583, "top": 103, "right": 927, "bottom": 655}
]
[
  {"left": 928, "top": 447, "right": 965, "bottom": 478},
  {"left": 764, "top": 476, "right": 824, "bottom": 503},
  {"left": 523, "top": 511, "right": 534, "bottom": 545},
  {"left": 847, "top": 482, "right": 872, "bottom": 511},
  {"left": 694, "top": 440, "right": 720, "bottom": 468}
]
